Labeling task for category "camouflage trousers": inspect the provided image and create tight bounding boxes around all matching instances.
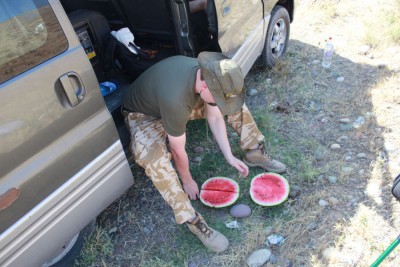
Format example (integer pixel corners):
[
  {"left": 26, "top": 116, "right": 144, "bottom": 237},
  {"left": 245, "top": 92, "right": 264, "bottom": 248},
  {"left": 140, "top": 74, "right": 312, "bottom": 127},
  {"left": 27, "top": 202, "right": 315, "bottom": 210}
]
[{"left": 123, "top": 102, "right": 265, "bottom": 224}]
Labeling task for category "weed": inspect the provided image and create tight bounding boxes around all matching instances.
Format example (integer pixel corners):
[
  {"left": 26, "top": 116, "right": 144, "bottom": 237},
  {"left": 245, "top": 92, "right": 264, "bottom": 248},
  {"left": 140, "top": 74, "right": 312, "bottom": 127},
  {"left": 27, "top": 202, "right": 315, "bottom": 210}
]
[{"left": 75, "top": 226, "right": 114, "bottom": 267}]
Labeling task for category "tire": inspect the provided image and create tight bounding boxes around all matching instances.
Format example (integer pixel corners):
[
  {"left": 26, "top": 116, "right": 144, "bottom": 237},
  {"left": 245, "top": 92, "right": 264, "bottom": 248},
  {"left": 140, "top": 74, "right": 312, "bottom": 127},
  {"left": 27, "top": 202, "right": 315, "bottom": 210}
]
[
  {"left": 261, "top": 6, "right": 290, "bottom": 67},
  {"left": 43, "top": 219, "right": 96, "bottom": 267}
]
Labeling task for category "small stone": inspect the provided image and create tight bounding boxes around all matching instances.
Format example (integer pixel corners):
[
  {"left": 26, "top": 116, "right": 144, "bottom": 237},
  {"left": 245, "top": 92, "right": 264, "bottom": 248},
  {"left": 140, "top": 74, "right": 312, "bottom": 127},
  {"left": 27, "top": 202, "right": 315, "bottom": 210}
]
[
  {"left": 357, "top": 153, "right": 366, "bottom": 158},
  {"left": 108, "top": 227, "right": 118, "bottom": 234},
  {"left": 192, "top": 156, "right": 202, "bottom": 163},
  {"left": 359, "top": 169, "right": 365, "bottom": 175},
  {"left": 265, "top": 78, "right": 272, "bottom": 84},
  {"left": 247, "top": 88, "right": 258, "bottom": 96},
  {"left": 336, "top": 76, "right": 345, "bottom": 82},
  {"left": 267, "top": 234, "right": 285, "bottom": 245},
  {"left": 230, "top": 204, "right": 252, "bottom": 218},
  {"left": 314, "top": 150, "right": 324, "bottom": 161},
  {"left": 378, "top": 63, "right": 386, "bottom": 69},
  {"left": 344, "top": 155, "right": 352, "bottom": 161},
  {"left": 322, "top": 247, "right": 337, "bottom": 261},
  {"left": 193, "top": 146, "right": 204, "bottom": 154},
  {"left": 327, "top": 176, "right": 338, "bottom": 184},
  {"left": 319, "top": 199, "right": 329, "bottom": 206},
  {"left": 269, "top": 254, "right": 277, "bottom": 264},
  {"left": 340, "top": 124, "right": 353, "bottom": 131},
  {"left": 312, "top": 59, "right": 320, "bottom": 65},
  {"left": 339, "top": 118, "right": 351, "bottom": 124},
  {"left": 307, "top": 221, "right": 318, "bottom": 231},
  {"left": 246, "top": 249, "right": 271, "bottom": 267},
  {"left": 230, "top": 132, "right": 239, "bottom": 138},
  {"left": 328, "top": 197, "right": 339, "bottom": 205},
  {"left": 358, "top": 45, "right": 371, "bottom": 55},
  {"left": 330, "top": 143, "right": 341, "bottom": 150},
  {"left": 289, "top": 185, "right": 301, "bottom": 198},
  {"left": 188, "top": 260, "right": 198, "bottom": 267},
  {"left": 342, "top": 166, "right": 354, "bottom": 173}
]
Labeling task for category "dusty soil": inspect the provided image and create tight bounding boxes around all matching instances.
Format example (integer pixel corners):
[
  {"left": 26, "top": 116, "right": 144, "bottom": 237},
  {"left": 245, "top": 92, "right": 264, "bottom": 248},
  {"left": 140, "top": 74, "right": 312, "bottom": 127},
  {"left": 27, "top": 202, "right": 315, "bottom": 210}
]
[{"left": 84, "top": 1, "right": 400, "bottom": 266}]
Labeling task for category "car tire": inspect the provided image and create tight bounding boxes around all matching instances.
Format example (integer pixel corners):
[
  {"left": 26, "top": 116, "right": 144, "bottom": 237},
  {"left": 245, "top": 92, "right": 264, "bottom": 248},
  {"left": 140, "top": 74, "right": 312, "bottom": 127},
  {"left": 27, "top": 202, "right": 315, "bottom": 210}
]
[
  {"left": 43, "top": 219, "right": 96, "bottom": 267},
  {"left": 261, "top": 5, "right": 290, "bottom": 67}
]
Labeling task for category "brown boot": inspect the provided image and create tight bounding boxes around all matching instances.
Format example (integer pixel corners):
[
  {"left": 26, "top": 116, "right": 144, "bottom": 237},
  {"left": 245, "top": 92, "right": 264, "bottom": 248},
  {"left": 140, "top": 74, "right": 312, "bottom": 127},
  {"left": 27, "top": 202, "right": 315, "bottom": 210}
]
[
  {"left": 186, "top": 213, "right": 229, "bottom": 253},
  {"left": 243, "top": 145, "right": 286, "bottom": 173}
]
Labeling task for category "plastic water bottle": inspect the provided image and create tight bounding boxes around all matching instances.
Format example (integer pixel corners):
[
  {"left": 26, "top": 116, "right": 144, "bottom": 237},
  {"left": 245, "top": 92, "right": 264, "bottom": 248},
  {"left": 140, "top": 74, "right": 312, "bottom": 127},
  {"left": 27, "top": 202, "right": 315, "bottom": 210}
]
[{"left": 322, "top": 37, "right": 334, "bottom": 68}]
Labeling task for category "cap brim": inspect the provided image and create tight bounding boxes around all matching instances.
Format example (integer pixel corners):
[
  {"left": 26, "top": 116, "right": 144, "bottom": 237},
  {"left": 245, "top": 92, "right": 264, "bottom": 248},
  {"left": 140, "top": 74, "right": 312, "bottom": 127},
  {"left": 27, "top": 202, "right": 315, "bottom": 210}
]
[{"left": 198, "top": 52, "right": 245, "bottom": 115}]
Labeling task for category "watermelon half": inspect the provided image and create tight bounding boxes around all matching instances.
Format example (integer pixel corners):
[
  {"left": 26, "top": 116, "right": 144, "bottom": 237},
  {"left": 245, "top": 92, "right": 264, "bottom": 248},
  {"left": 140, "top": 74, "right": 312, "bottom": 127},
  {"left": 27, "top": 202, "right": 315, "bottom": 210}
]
[
  {"left": 199, "top": 177, "right": 239, "bottom": 208},
  {"left": 250, "top": 173, "right": 290, "bottom": 206}
]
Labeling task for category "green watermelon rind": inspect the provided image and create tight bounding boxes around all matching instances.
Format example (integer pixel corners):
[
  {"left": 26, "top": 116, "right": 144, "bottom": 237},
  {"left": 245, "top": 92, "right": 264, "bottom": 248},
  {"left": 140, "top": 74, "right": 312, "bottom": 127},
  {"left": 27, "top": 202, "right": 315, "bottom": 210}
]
[
  {"left": 200, "top": 177, "right": 240, "bottom": 208},
  {"left": 250, "top": 173, "right": 290, "bottom": 206}
]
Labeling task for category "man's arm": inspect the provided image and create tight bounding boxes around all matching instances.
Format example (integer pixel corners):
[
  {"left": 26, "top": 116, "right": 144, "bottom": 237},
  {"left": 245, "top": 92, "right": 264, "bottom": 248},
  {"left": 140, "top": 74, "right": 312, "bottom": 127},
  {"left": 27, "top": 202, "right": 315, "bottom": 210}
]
[
  {"left": 205, "top": 104, "right": 249, "bottom": 177},
  {"left": 168, "top": 133, "right": 199, "bottom": 200}
]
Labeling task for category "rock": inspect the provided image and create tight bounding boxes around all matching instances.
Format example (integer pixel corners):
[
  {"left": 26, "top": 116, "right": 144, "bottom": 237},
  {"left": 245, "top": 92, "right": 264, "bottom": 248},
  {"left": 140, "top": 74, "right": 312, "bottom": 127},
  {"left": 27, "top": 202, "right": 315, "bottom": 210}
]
[
  {"left": 344, "top": 155, "right": 352, "bottom": 161},
  {"left": 247, "top": 88, "right": 258, "bottom": 96},
  {"left": 267, "top": 234, "right": 285, "bottom": 245},
  {"left": 246, "top": 249, "right": 271, "bottom": 267},
  {"left": 328, "top": 197, "right": 339, "bottom": 205},
  {"left": 358, "top": 45, "right": 371, "bottom": 55},
  {"left": 269, "top": 254, "right": 277, "bottom": 264},
  {"left": 230, "top": 132, "right": 239, "bottom": 138},
  {"left": 359, "top": 169, "right": 365, "bottom": 175},
  {"left": 378, "top": 63, "right": 386, "bottom": 69},
  {"left": 327, "top": 176, "right": 338, "bottom": 184},
  {"left": 225, "top": 220, "right": 240, "bottom": 229},
  {"left": 342, "top": 166, "right": 354, "bottom": 173},
  {"left": 289, "top": 185, "right": 301, "bottom": 198},
  {"left": 357, "top": 153, "right": 366, "bottom": 158},
  {"left": 108, "top": 227, "right": 118, "bottom": 234},
  {"left": 193, "top": 146, "right": 204, "bottom": 154},
  {"left": 330, "top": 143, "right": 341, "bottom": 150},
  {"left": 188, "top": 261, "right": 198, "bottom": 267},
  {"left": 322, "top": 247, "right": 337, "bottom": 261},
  {"left": 314, "top": 150, "right": 324, "bottom": 161},
  {"left": 307, "top": 221, "right": 317, "bottom": 231},
  {"left": 312, "top": 59, "right": 320, "bottom": 65},
  {"left": 336, "top": 76, "right": 344, "bottom": 82},
  {"left": 339, "top": 124, "right": 353, "bottom": 131},
  {"left": 230, "top": 204, "right": 252, "bottom": 218},
  {"left": 339, "top": 118, "right": 351, "bottom": 124},
  {"left": 265, "top": 78, "right": 272, "bottom": 84},
  {"left": 192, "top": 156, "right": 202, "bottom": 163},
  {"left": 319, "top": 199, "right": 329, "bottom": 206}
]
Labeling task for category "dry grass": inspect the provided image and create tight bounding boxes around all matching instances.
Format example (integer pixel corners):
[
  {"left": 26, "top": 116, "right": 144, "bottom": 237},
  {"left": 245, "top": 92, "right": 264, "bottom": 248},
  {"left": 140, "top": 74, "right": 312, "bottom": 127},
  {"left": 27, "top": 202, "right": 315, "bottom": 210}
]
[{"left": 77, "top": 0, "right": 400, "bottom": 266}]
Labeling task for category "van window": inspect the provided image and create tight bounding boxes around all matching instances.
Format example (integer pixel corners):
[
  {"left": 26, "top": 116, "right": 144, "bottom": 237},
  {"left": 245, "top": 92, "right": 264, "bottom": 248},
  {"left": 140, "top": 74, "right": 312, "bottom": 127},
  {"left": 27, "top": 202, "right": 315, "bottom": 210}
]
[{"left": 0, "top": 0, "right": 68, "bottom": 84}]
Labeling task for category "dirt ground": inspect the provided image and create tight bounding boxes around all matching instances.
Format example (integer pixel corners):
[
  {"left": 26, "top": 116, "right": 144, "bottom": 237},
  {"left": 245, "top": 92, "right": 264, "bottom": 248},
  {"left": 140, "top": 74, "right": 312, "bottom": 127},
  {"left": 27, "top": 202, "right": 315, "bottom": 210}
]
[{"left": 80, "top": 0, "right": 400, "bottom": 266}]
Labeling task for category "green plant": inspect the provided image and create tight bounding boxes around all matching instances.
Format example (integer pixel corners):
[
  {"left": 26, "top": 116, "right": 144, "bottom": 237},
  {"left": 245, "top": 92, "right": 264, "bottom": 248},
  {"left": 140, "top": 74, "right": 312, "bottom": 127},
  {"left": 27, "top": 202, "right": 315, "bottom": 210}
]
[{"left": 74, "top": 226, "right": 114, "bottom": 266}]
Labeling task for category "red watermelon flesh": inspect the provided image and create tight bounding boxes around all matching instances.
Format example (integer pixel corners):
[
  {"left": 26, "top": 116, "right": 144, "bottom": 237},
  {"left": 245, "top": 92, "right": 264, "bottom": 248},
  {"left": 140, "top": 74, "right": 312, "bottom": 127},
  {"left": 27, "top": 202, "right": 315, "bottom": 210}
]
[
  {"left": 250, "top": 173, "right": 290, "bottom": 206},
  {"left": 201, "top": 177, "right": 239, "bottom": 193},
  {"left": 200, "top": 177, "right": 239, "bottom": 208}
]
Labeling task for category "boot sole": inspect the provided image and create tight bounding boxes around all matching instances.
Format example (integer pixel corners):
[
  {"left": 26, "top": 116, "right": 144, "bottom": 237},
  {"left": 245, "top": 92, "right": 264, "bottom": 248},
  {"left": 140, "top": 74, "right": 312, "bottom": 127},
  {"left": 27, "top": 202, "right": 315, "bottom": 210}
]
[{"left": 243, "top": 159, "right": 286, "bottom": 173}]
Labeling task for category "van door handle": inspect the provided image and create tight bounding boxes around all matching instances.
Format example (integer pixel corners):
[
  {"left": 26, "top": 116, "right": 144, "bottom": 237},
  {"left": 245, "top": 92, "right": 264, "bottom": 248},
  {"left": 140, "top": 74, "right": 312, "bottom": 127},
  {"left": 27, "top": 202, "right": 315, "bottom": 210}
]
[
  {"left": 0, "top": 188, "right": 20, "bottom": 211},
  {"left": 59, "top": 72, "right": 85, "bottom": 107}
]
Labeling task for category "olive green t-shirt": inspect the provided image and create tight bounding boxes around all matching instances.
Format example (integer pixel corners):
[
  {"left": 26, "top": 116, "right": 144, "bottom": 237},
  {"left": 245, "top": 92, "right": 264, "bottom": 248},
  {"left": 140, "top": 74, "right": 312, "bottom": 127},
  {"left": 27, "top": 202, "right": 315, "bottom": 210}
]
[{"left": 123, "top": 56, "right": 201, "bottom": 136}]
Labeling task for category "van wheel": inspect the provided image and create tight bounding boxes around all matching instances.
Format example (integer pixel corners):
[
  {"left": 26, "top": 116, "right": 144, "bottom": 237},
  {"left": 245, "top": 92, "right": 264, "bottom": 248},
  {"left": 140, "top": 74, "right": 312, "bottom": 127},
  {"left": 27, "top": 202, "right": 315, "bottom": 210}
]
[
  {"left": 261, "top": 6, "right": 290, "bottom": 67},
  {"left": 43, "top": 220, "right": 96, "bottom": 267}
]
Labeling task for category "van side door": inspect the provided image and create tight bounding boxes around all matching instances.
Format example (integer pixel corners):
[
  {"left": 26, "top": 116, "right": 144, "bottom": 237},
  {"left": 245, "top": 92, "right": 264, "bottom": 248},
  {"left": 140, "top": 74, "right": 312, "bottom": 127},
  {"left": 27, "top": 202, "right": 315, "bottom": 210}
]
[{"left": 0, "top": 0, "right": 133, "bottom": 266}]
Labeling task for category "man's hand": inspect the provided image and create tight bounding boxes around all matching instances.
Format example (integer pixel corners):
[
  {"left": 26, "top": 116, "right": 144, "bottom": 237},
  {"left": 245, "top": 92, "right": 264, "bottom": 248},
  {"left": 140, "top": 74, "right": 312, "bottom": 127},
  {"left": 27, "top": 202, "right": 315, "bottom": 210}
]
[
  {"left": 182, "top": 179, "right": 200, "bottom": 200},
  {"left": 227, "top": 156, "right": 249, "bottom": 177}
]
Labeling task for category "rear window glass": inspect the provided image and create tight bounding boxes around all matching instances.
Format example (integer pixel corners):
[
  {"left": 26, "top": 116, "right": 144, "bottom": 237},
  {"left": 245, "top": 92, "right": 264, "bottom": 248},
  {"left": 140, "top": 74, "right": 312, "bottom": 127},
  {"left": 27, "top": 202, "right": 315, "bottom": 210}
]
[{"left": 0, "top": 0, "right": 68, "bottom": 84}]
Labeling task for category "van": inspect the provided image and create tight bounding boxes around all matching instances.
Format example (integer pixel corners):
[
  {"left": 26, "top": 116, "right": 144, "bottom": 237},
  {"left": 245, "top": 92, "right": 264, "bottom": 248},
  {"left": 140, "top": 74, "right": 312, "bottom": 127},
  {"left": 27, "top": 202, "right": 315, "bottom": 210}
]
[{"left": 0, "top": 0, "right": 294, "bottom": 266}]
